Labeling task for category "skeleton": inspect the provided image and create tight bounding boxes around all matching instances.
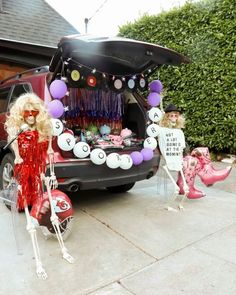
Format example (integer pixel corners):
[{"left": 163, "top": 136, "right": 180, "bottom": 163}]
[
  {"left": 4, "top": 93, "right": 74, "bottom": 279},
  {"left": 155, "top": 104, "right": 189, "bottom": 211}
]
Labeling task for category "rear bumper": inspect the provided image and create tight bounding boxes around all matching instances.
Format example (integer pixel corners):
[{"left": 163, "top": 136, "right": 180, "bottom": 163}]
[{"left": 52, "top": 153, "right": 160, "bottom": 191}]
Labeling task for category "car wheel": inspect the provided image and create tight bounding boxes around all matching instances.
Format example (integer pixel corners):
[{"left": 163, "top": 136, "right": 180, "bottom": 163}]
[
  {"left": 106, "top": 182, "right": 135, "bottom": 193},
  {"left": 0, "top": 153, "right": 15, "bottom": 209}
]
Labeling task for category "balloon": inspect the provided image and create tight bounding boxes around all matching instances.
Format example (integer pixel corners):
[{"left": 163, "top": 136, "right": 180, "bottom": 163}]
[
  {"left": 148, "top": 107, "right": 163, "bottom": 122},
  {"left": 90, "top": 148, "right": 106, "bottom": 165},
  {"left": 130, "top": 151, "right": 143, "bottom": 166},
  {"left": 99, "top": 124, "right": 111, "bottom": 135},
  {"left": 106, "top": 153, "right": 120, "bottom": 169},
  {"left": 146, "top": 123, "right": 159, "bottom": 137},
  {"left": 73, "top": 142, "right": 90, "bottom": 158},
  {"left": 57, "top": 133, "right": 76, "bottom": 151},
  {"left": 147, "top": 92, "right": 161, "bottom": 107},
  {"left": 120, "top": 154, "right": 133, "bottom": 170},
  {"left": 143, "top": 137, "right": 157, "bottom": 150},
  {"left": 141, "top": 148, "right": 154, "bottom": 161},
  {"left": 149, "top": 80, "right": 163, "bottom": 93},
  {"left": 49, "top": 80, "right": 67, "bottom": 99},
  {"left": 47, "top": 100, "right": 65, "bottom": 119},
  {"left": 51, "top": 118, "right": 64, "bottom": 136}
]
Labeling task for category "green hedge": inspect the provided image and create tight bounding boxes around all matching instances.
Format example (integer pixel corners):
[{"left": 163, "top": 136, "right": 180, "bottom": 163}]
[{"left": 119, "top": 0, "right": 236, "bottom": 153}]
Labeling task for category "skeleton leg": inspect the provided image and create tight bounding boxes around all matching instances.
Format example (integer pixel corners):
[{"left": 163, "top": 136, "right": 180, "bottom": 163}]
[
  {"left": 24, "top": 206, "right": 47, "bottom": 279},
  {"left": 162, "top": 165, "right": 180, "bottom": 212},
  {"left": 178, "top": 169, "right": 189, "bottom": 210},
  {"left": 44, "top": 177, "right": 74, "bottom": 263}
]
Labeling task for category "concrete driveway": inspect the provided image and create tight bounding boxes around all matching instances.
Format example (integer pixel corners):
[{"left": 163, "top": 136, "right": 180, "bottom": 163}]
[{"left": 0, "top": 162, "right": 235, "bottom": 295}]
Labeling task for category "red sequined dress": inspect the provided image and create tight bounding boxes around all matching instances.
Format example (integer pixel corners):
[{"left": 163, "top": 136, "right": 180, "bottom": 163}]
[{"left": 14, "top": 130, "right": 48, "bottom": 210}]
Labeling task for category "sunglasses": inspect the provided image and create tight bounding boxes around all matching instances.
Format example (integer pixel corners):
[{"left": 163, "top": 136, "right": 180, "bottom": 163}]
[{"left": 23, "top": 110, "right": 39, "bottom": 118}]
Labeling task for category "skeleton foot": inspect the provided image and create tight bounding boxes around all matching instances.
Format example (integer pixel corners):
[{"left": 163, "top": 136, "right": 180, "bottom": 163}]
[
  {"left": 178, "top": 204, "right": 185, "bottom": 211},
  {"left": 36, "top": 265, "right": 48, "bottom": 280},
  {"left": 165, "top": 206, "right": 178, "bottom": 212},
  {"left": 62, "top": 251, "right": 74, "bottom": 263}
]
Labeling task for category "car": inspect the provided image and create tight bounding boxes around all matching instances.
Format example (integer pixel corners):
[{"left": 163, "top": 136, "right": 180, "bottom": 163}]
[{"left": 0, "top": 35, "right": 190, "bottom": 194}]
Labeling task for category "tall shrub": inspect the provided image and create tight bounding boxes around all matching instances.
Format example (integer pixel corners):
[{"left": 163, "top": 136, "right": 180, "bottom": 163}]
[{"left": 119, "top": 0, "right": 236, "bottom": 153}]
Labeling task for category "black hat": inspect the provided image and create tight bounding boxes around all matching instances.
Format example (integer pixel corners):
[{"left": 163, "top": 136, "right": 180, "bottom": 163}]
[{"left": 164, "top": 104, "right": 182, "bottom": 113}]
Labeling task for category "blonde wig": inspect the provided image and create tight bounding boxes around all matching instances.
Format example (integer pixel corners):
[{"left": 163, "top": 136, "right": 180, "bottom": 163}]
[
  {"left": 159, "top": 111, "right": 185, "bottom": 129},
  {"left": 5, "top": 92, "right": 52, "bottom": 142}
]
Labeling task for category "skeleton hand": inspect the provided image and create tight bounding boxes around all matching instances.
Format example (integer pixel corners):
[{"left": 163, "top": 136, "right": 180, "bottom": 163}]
[
  {"left": 14, "top": 157, "right": 23, "bottom": 164},
  {"left": 49, "top": 172, "right": 58, "bottom": 190}
]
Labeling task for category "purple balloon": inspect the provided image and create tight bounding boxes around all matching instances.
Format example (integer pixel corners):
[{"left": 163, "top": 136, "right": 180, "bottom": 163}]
[
  {"left": 49, "top": 80, "right": 67, "bottom": 99},
  {"left": 47, "top": 99, "right": 65, "bottom": 118},
  {"left": 149, "top": 80, "right": 163, "bottom": 93},
  {"left": 141, "top": 148, "right": 154, "bottom": 161},
  {"left": 147, "top": 92, "right": 161, "bottom": 107},
  {"left": 130, "top": 151, "right": 143, "bottom": 166}
]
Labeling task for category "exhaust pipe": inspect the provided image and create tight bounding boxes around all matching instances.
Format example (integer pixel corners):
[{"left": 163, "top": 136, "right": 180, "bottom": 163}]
[{"left": 68, "top": 184, "right": 80, "bottom": 192}]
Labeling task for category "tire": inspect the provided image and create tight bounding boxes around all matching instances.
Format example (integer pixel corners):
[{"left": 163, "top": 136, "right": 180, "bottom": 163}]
[
  {"left": 106, "top": 182, "right": 135, "bottom": 193},
  {"left": 0, "top": 153, "right": 15, "bottom": 209}
]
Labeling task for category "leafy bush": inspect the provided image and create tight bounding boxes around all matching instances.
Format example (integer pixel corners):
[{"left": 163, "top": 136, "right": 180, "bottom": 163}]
[{"left": 119, "top": 0, "right": 236, "bottom": 153}]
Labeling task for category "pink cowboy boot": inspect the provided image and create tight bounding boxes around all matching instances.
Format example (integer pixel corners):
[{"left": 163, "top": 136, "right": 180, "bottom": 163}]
[
  {"left": 191, "top": 147, "right": 232, "bottom": 186},
  {"left": 177, "top": 155, "right": 205, "bottom": 199}
]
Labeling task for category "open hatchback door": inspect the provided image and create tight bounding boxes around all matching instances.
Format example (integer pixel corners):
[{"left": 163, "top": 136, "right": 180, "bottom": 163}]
[{"left": 49, "top": 35, "right": 190, "bottom": 90}]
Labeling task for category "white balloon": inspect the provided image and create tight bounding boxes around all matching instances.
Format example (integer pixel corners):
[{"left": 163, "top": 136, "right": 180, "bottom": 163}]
[
  {"left": 90, "top": 148, "right": 106, "bottom": 165},
  {"left": 146, "top": 123, "right": 159, "bottom": 137},
  {"left": 148, "top": 107, "right": 163, "bottom": 122},
  {"left": 143, "top": 137, "right": 158, "bottom": 150},
  {"left": 120, "top": 154, "right": 133, "bottom": 170},
  {"left": 106, "top": 153, "right": 120, "bottom": 169},
  {"left": 73, "top": 142, "right": 90, "bottom": 158},
  {"left": 57, "top": 133, "right": 76, "bottom": 151},
  {"left": 51, "top": 118, "right": 64, "bottom": 136}
]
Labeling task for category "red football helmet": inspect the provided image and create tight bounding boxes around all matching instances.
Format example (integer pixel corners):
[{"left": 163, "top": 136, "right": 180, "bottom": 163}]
[{"left": 31, "top": 190, "right": 74, "bottom": 239}]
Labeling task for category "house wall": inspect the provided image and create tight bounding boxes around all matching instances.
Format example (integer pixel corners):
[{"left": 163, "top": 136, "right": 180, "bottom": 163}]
[{"left": 0, "top": 63, "right": 27, "bottom": 80}]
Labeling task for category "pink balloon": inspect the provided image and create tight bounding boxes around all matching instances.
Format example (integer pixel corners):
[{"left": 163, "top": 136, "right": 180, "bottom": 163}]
[
  {"left": 147, "top": 92, "right": 161, "bottom": 107},
  {"left": 49, "top": 80, "right": 67, "bottom": 99},
  {"left": 149, "top": 80, "right": 163, "bottom": 93},
  {"left": 141, "top": 148, "right": 154, "bottom": 161},
  {"left": 130, "top": 151, "right": 143, "bottom": 166},
  {"left": 47, "top": 99, "right": 65, "bottom": 118}
]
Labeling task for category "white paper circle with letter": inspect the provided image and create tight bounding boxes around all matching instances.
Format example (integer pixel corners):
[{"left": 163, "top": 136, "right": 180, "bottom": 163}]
[
  {"left": 51, "top": 118, "right": 64, "bottom": 136},
  {"left": 143, "top": 137, "right": 158, "bottom": 150},
  {"left": 90, "top": 148, "right": 106, "bottom": 165},
  {"left": 73, "top": 142, "right": 90, "bottom": 158},
  {"left": 57, "top": 133, "right": 76, "bottom": 151},
  {"left": 120, "top": 154, "right": 133, "bottom": 170},
  {"left": 146, "top": 123, "right": 159, "bottom": 137},
  {"left": 106, "top": 153, "right": 120, "bottom": 169},
  {"left": 148, "top": 107, "right": 163, "bottom": 122}
]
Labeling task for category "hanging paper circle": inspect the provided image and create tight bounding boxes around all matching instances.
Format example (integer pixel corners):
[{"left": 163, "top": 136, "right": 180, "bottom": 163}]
[
  {"left": 141, "top": 148, "right": 154, "bottom": 161},
  {"left": 114, "top": 79, "right": 123, "bottom": 90},
  {"left": 146, "top": 123, "right": 159, "bottom": 137},
  {"left": 57, "top": 133, "right": 76, "bottom": 151},
  {"left": 147, "top": 92, "right": 161, "bottom": 107},
  {"left": 71, "top": 70, "right": 80, "bottom": 81},
  {"left": 143, "top": 137, "right": 157, "bottom": 150},
  {"left": 87, "top": 75, "right": 97, "bottom": 87},
  {"left": 49, "top": 80, "right": 67, "bottom": 99},
  {"left": 148, "top": 107, "right": 163, "bottom": 122},
  {"left": 127, "top": 78, "right": 135, "bottom": 90},
  {"left": 120, "top": 154, "right": 133, "bottom": 170},
  {"left": 149, "top": 80, "right": 163, "bottom": 93},
  {"left": 130, "top": 151, "right": 143, "bottom": 166},
  {"left": 73, "top": 142, "right": 90, "bottom": 158},
  {"left": 51, "top": 118, "right": 64, "bottom": 136},
  {"left": 106, "top": 153, "right": 120, "bottom": 169},
  {"left": 47, "top": 100, "right": 65, "bottom": 119},
  {"left": 139, "top": 77, "right": 146, "bottom": 89},
  {"left": 90, "top": 148, "right": 106, "bottom": 165}
]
